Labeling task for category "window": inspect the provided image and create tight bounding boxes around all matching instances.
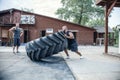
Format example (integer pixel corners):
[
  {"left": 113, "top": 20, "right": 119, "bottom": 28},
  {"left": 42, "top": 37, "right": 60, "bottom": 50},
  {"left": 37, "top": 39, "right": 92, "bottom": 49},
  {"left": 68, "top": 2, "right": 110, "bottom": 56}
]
[
  {"left": 20, "top": 15, "right": 35, "bottom": 24},
  {"left": 2, "top": 30, "right": 8, "bottom": 38}
]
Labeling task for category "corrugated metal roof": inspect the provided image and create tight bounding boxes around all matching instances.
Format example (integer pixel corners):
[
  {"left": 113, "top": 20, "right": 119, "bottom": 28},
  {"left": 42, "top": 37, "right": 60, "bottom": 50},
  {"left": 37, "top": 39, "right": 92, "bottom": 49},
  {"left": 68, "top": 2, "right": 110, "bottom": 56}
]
[{"left": 94, "top": 26, "right": 114, "bottom": 33}]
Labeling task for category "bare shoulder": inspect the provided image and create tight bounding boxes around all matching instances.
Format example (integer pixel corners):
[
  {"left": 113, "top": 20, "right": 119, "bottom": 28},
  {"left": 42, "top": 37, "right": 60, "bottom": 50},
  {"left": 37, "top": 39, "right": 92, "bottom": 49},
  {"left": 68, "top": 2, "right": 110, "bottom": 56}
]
[
  {"left": 68, "top": 31, "right": 73, "bottom": 35},
  {"left": 12, "top": 27, "right": 16, "bottom": 29},
  {"left": 9, "top": 26, "right": 15, "bottom": 31},
  {"left": 68, "top": 31, "right": 74, "bottom": 37}
]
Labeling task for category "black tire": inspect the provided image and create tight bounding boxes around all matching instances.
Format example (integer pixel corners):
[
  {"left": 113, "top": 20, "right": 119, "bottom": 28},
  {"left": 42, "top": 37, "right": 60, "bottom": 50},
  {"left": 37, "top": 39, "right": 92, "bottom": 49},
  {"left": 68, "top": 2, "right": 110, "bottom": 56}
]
[{"left": 25, "top": 31, "right": 67, "bottom": 61}]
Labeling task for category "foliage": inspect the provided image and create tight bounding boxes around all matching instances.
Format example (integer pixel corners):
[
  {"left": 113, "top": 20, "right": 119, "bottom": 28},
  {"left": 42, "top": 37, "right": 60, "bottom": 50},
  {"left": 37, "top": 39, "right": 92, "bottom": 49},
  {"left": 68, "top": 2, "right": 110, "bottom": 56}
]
[
  {"left": 56, "top": 0, "right": 104, "bottom": 27},
  {"left": 113, "top": 27, "right": 119, "bottom": 46}
]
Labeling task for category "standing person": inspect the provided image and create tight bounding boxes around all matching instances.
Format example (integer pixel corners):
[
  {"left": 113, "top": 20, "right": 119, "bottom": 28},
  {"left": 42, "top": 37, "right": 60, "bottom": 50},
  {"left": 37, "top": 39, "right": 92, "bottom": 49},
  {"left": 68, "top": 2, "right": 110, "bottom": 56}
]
[
  {"left": 9, "top": 23, "right": 23, "bottom": 53},
  {"left": 62, "top": 25, "right": 83, "bottom": 59}
]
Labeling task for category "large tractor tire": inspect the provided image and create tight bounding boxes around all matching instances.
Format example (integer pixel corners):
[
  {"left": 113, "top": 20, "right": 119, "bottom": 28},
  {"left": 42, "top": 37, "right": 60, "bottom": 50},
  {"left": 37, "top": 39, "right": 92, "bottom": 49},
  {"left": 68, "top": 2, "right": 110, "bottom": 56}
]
[{"left": 25, "top": 31, "right": 67, "bottom": 61}]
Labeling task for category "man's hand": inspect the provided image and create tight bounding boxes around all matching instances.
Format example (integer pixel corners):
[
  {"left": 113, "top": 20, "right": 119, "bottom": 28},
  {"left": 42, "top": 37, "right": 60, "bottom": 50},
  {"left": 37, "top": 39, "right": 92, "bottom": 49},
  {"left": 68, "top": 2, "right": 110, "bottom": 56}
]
[{"left": 64, "top": 34, "right": 68, "bottom": 38}]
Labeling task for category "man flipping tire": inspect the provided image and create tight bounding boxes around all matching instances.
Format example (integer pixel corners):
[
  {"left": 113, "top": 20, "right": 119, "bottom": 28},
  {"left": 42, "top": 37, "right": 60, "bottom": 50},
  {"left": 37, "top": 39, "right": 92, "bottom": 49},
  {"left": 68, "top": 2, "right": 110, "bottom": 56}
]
[{"left": 62, "top": 25, "right": 83, "bottom": 59}]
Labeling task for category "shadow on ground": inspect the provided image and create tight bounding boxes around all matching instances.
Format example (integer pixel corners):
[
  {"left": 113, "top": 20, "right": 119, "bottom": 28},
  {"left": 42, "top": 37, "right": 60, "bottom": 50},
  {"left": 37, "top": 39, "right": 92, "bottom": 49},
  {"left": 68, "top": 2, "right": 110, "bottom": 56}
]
[{"left": 0, "top": 49, "right": 75, "bottom": 80}]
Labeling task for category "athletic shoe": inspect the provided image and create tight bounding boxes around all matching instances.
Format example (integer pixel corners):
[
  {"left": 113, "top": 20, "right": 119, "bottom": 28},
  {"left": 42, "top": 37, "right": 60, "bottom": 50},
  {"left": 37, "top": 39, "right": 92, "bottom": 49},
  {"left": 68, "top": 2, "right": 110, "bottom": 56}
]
[
  {"left": 16, "top": 51, "right": 20, "bottom": 53},
  {"left": 80, "top": 56, "right": 84, "bottom": 59},
  {"left": 66, "top": 56, "right": 70, "bottom": 59}
]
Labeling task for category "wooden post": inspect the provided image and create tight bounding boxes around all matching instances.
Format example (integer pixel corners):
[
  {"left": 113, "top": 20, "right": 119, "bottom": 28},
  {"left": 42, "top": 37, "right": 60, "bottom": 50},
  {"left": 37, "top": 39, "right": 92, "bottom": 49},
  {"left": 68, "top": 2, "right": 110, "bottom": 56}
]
[
  {"left": 105, "top": 3, "right": 109, "bottom": 53},
  {"left": 104, "top": 0, "right": 116, "bottom": 53}
]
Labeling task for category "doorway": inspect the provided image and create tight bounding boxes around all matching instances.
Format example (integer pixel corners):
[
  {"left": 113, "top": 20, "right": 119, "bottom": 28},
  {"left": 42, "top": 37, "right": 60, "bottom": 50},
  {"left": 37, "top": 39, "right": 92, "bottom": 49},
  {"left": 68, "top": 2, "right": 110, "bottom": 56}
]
[
  {"left": 24, "top": 30, "right": 29, "bottom": 43},
  {"left": 93, "top": 32, "right": 97, "bottom": 43},
  {"left": 41, "top": 30, "right": 46, "bottom": 37},
  {"left": 72, "top": 32, "right": 77, "bottom": 39}
]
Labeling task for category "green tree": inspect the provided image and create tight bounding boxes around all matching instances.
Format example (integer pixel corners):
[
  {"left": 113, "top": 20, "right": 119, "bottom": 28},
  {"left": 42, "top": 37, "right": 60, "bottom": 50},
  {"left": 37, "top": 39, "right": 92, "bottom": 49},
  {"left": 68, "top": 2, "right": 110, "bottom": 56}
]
[
  {"left": 113, "top": 25, "right": 120, "bottom": 46},
  {"left": 56, "top": 0, "right": 104, "bottom": 26},
  {"left": 86, "top": 18, "right": 105, "bottom": 27},
  {"left": 86, "top": 5, "right": 105, "bottom": 27}
]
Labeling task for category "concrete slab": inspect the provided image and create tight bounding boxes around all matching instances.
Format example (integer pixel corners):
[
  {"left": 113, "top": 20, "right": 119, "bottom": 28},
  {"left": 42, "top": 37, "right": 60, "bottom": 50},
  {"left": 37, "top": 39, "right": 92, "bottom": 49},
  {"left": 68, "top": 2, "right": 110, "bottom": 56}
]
[{"left": 61, "top": 46, "right": 120, "bottom": 80}]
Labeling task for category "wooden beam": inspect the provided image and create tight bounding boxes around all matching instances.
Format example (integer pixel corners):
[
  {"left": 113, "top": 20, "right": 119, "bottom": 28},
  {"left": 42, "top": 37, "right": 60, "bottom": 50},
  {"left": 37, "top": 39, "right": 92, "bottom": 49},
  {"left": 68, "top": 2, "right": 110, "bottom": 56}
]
[
  {"left": 105, "top": 1, "right": 109, "bottom": 53},
  {"left": 107, "top": 0, "right": 117, "bottom": 16},
  {"left": 96, "top": 0, "right": 103, "bottom": 4}
]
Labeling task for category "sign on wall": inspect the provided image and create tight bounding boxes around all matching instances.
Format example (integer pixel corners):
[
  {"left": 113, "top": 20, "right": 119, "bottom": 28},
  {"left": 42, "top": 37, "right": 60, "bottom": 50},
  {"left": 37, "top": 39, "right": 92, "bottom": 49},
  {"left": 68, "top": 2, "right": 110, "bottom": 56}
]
[
  {"left": 46, "top": 28, "right": 53, "bottom": 33},
  {"left": 20, "top": 15, "right": 35, "bottom": 24}
]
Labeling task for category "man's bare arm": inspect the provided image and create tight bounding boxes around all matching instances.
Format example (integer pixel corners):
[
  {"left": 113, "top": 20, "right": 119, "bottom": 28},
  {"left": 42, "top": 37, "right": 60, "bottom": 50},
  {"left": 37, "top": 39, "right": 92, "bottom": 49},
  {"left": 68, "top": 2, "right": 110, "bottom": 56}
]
[
  {"left": 20, "top": 29, "right": 24, "bottom": 37},
  {"left": 20, "top": 31, "right": 23, "bottom": 37},
  {"left": 65, "top": 32, "right": 74, "bottom": 39},
  {"left": 9, "top": 27, "right": 15, "bottom": 34}
]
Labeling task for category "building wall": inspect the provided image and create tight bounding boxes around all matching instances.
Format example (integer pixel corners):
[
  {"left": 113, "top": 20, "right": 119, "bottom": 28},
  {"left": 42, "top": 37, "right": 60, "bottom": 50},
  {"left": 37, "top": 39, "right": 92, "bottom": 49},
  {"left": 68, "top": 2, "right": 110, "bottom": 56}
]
[
  {"left": 13, "top": 11, "right": 21, "bottom": 24},
  {"left": 0, "top": 13, "right": 11, "bottom": 24},
  {"left": 0, "top": 27, "right": 2, "bottom": 40},
  {"left": 29, "top": 14, "right": 95, "bottom": 45},
  {"left": 0, "top": 10, "right": 95, "bottom": 45}
]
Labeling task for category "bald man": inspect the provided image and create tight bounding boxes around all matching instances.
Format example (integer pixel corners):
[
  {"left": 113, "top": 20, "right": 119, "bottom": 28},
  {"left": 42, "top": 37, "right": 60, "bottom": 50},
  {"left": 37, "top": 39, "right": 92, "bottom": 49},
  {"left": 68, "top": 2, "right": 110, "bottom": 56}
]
[{"left": 62, "top": 25, "right": 83, "bottom": 59}]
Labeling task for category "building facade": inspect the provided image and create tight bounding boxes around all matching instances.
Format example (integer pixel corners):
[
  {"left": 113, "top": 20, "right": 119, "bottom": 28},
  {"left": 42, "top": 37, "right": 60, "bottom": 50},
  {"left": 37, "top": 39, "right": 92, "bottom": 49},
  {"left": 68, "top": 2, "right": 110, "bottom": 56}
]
[
  {"left": 94, "top": 26, "right": 114, "bottom": 46},
  {"left": 0, "top": 8, "right": 95, "bottom": 46}
]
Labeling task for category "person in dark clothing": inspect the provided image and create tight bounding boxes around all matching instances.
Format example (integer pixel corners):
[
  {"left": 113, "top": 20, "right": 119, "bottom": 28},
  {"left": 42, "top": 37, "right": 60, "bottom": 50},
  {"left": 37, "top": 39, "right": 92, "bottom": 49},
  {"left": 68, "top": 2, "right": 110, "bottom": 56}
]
[
  {"left": 9, "top": 23, "right": 23, "bottom": 53},
  {"left": 62, "top": 25, "right": 83, "bottom": 59}
]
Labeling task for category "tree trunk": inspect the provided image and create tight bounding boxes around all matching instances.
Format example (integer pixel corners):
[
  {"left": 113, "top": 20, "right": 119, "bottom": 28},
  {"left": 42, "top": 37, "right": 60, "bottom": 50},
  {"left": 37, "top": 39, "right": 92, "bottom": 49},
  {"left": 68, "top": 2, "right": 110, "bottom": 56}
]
[
  {"left": 78, "top": 12, "right": 83, "bottom": 24},
  {"left": 78, "top": 0, "right": 83, "bottom": 24}
]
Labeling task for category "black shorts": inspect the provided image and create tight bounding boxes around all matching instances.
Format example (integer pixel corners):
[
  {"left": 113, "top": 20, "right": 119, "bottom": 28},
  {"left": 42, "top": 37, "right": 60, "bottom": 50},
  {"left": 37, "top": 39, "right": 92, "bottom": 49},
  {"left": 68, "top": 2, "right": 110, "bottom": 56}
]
[
  {"left": 68, "top": 42, "right": 78, "bottom": 52},
  {"left": 13, "top": 38, "right": 20, "bottom": 46}
]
